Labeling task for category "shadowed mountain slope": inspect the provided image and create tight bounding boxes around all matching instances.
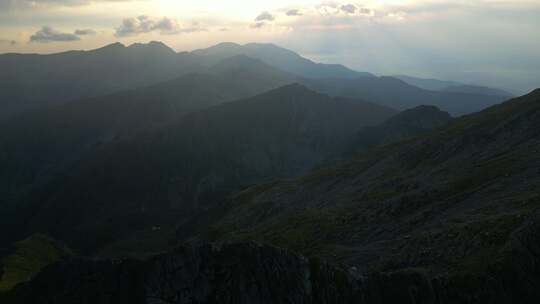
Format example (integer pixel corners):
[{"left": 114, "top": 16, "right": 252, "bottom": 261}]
[
  {"left": 0, "top": 63, "right": 293, "bottom": 207},
  {"left": 197, "top": 89, "right": 540, "bottom": 297},
  {"left": 2, "top": 85, "right": 395, "bottom": 254},
  {"left": 344, "top": 105, "right": 453, "bottom": 156}
]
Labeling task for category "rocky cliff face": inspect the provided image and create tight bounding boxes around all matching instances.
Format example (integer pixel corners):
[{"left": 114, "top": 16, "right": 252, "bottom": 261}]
[
  {"left": 6, "top": 235, "right": 540, "bottom": 304},
  {"left": 7, "top": 243, "right": 360, "bottom": 304}
]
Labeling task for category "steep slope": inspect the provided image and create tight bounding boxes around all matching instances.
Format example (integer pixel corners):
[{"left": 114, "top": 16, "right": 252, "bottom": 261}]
[
  {"left": 344, "top": 105, "right": 453, "bottom": 156},
  {"left": 202, "top": 89, "right": 540, "bottom": 293},
  {"left": 7, "top": 236, "right": 540, "bottom": 303},
  {"left": 302, "top": 76, "right": 508, "bottom": 115},
  {"left": 192, "top": 42, "right": 374, "bottom": 79},
  {"left": 0, "top": 41, "right": 202, "bottom": 119},
  {"left": 0, "top": 65, "right": 293, "bottom": 207},
  {"left": 7, "top": 85, "right": 396, "bottom": 254}
]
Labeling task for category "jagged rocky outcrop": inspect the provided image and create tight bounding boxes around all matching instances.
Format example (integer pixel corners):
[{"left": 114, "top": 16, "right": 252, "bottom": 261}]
[
  {"left": 6, "top": 235, "right": 540, "bottom": 304},
  {"left": 6, "top": 243, "right": 360, "bottom": 304}
]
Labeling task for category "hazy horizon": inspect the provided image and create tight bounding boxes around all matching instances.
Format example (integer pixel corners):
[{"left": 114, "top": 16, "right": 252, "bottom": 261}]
[{"left": 1, "top": 0, "right": 539, "bottom": 93}]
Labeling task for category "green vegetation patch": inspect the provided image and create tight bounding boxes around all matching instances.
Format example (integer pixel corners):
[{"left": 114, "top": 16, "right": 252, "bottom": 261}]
[{"left": 0, "top": 234, "right": 73, "bottom": 293}]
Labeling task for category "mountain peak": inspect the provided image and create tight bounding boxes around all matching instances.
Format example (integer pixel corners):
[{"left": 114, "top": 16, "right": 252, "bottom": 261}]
[
  {"left": 528, "top": 88, "right": 540, "bottom": 97},
  {"left": 387, "top": 105, "right": 452, "bottom": 125},
  {"left": 244, "top": 42, "right": 282, "bottom": 49},
  {"left": 214, "top": 42, "right": 242, "bottom": 48},
  {"left": 203, "top": 42, "right": 243, "bottom": 52},
  {"left": 263, "top": 83, "right": 318, "bottom": 97},
  {"left": 96, "top": 42, "right": 125, "bottom": 51},
  {"left": 128, "top": 41, "right": 176, "bottom": 54}
]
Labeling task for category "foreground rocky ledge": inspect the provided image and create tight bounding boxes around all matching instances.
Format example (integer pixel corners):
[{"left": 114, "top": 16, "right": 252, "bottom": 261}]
[{"left": 4, "top": 226, "right": 540, "bottom": 304}]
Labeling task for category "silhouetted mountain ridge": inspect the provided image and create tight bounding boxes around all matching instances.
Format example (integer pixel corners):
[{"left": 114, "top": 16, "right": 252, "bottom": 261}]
[
  {"left": 1, "top": 41, "right": 509, "bottom": 119},
  {"left": 0, "top": 84, "right": 396, "bottom": 254},
  {"left": 344, "top": 105, "right": 453, "bottom": 156}
]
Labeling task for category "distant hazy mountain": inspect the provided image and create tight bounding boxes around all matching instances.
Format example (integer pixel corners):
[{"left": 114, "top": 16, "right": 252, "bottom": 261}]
[
  {"left": 2, "top": 84, "right": 395, "bottom": 253},
  {"left": 0, "top": 41, "right": 370, "bottom": 120},
  {"left": 1, "top": 41, "right": 508, "bottom": 120},
  {"left": 0, "top": 61, "right": 294, "bottom": 210},
  {"left": 0, "top": 41, "right": 202, "bottom": 119},
  {"left": 392, "top": 75, "right": 462, "bottom": 90},
  {"left": 440, "top": 84, "right": 513, "bottom": 97},
  {"left": 394, "top": 75, "right": 513, "bottom": 97},
  {"left": 193, "top": 42, "right": 375, "bottom": 79},
  {"left": 207, "top": 54, "right": 297, "bottom": 83},
  {"left": 302, "top": 76, "right": 508, "bottom": 116}
]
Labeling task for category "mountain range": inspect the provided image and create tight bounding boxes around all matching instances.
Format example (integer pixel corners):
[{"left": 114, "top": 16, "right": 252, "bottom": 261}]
[
  {"left": 0, "top": 41, "right": 539, "bottom": 303},
  {"left": 0, "top": 84, "right": 396, "bottom": 254},
  {"left": 2, "top": 85, "right": 539, "bottom": 304},
  {"left": 1, "top": 41, "right": 509, "bottom": 119},
  {"left": 393, "top": 75, "right": 514, "bottom": 97}
]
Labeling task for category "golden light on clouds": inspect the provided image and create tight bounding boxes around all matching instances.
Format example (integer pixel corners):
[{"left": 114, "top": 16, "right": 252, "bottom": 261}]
[{"left": 1, "top": 0, "right": 539, "bottom": 92}]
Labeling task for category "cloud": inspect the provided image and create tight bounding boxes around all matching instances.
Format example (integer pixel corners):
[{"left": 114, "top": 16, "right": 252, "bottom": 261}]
[
  {"left": 115, "top": 16, "right": 207, "bottom": 36},
  {"left": 115, "top": 15, "right": 179, "bottom": 36},
  {"left": 359, "top": 8, "right": 372, "bottom": 15},
  {"left": 340, "top": 4, "right": 357, "bottom": 14},
  {"left": 255, "top": 11, "right": 275, "bottom": 22},
  {"left": 0, "top": 39, "right": 17, "bottom": 46},
  {"left": 1, "top": 0, "right": 138, "bottom": 10},
  {"left": 316, "top": 2, "right": 340, "bottom": 15},
  {"left": 179, "top": 24, "right": 207, "bottom": 33},
  {"left": 286, "top": 9, "right": 302, "bottom": 16},
  {"left": 250, "top": 22, "right": 266, "bottom": 29},
  {"left": 30, "top": 26, "right": 80, "bottom": 43},
  {"left": 74, "top": 28, "right": 96, "bottom": 35}
]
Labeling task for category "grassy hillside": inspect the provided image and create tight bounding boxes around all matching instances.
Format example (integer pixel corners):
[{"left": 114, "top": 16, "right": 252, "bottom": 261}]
[
  {"left": 0, "top": 234, "right": 72, "bottom": 293},
  {"left": 203, "top": 89, "right": 540, "bottom": 276}
]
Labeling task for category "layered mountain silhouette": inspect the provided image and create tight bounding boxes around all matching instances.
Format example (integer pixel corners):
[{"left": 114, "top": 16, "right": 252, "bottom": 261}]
[
  {"left": 1, "top": 41, "right": 508, "bottom": 119},
  {"left": 192, "top": 42, "right": 375, "bottom": 79},
  {"left": 302, "top": 76, "right": 509, "bottom": 115},
  {"left": 1, "top": 40, "right": 539, "bottom": 303},
  {"left": 0, "top": 61, "right": 293, "bottom": 208},
  {"left": 0, "top": 41, "right": 202, "bottom": 119},
  {"left": 0, "top": 85, "right": 396, "bottom": 254},
  {"left": 394, "top": 75, "right": 514, "bottom": 97}
]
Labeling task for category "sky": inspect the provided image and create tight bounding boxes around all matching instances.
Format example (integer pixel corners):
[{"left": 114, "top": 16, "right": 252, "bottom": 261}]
[{"left": 1, "top": 0, "right": 539, "bottom": 93}]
